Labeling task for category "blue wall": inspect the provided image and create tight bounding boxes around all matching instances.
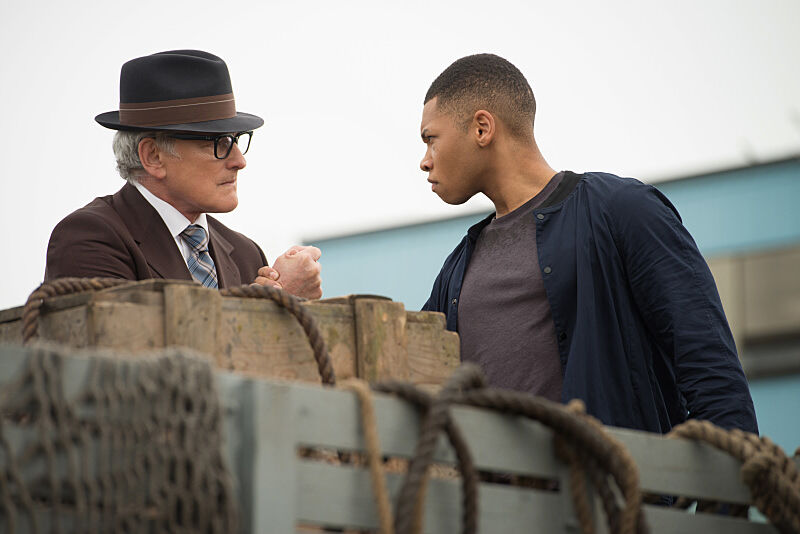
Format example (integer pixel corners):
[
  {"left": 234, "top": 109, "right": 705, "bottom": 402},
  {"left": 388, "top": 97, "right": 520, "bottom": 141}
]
[
  {"left": 656, "top": 159, "right": 800, "bottom": 256},
  {"left": 310, "top": 158, "right": 800, "bottom": 309},
  {"left": 749, "top": 375, "right": 800, "bottom": 453}
]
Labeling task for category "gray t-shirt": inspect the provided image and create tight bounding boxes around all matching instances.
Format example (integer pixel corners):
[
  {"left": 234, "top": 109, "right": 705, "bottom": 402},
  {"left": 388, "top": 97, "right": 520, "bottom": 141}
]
[{"left": 457, "top": 173, "right": 564, "bottom": 401}]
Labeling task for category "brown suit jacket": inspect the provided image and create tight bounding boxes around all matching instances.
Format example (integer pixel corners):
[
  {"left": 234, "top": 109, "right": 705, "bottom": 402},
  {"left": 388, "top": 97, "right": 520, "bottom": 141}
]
[{"left": 45, "top": 182, "right": 268, "bottom": 288}]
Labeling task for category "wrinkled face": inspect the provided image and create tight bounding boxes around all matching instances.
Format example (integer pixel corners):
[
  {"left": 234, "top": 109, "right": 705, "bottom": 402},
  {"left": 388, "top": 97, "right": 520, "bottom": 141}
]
[
  {"left": 419, "top": 98, "right": 483, "bottom": 205},
  {"left": 159, "top": 135, "right": 246, "bottom": 221}
]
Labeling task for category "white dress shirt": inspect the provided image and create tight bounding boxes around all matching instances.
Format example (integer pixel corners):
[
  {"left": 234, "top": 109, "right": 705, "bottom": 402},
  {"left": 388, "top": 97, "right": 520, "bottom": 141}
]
[{"left": 133, "top": 181, "right": 211, "bottom": 263}]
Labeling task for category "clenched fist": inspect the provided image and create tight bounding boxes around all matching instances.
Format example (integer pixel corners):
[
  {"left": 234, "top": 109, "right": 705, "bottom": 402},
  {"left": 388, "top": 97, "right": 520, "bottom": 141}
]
[{"left": 254, "top": 245, "right": 322, "bottom": 299}]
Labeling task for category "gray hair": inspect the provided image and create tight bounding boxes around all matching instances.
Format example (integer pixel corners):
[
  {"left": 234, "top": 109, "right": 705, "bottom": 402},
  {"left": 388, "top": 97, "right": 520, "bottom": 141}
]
[{"left": 112, "top": 131, "right": 178, "bottom": 183}]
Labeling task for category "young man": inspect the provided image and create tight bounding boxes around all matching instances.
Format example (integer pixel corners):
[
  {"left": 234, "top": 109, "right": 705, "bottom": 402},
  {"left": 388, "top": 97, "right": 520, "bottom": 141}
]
[
  {"left": 420, "top": 53, "right": 757, "bottom": 434},
  {"left": 46, "top": 50, "right": 321, "bottom": 298}
]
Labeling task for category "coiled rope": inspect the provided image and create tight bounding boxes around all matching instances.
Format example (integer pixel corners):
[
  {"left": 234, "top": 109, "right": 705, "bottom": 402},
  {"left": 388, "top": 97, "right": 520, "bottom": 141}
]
[
  {"left": 364, "top": 363, "right": 648, "bottom": 534},
  {"left": 669, "top": 419, "right": 800, "bottom": 534}
]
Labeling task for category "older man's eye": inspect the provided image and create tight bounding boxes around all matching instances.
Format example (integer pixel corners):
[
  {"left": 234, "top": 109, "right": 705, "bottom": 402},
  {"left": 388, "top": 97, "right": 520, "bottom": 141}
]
[{"left": 217, "top": 137, "right": 233, "bottom": 151}]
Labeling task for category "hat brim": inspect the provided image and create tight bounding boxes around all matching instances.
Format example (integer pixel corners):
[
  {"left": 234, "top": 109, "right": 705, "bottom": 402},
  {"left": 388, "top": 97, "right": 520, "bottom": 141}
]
[{"left": 95, "top": 111, "right": 264, "bottom": 133}]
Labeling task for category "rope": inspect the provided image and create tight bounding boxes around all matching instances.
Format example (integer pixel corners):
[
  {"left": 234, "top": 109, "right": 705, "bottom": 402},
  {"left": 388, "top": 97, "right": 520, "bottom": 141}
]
[
  {"left": 669, "top": 419, "right": 800, "bottom": 534},
  {"left": 341, "top": 379, "right": 394, "bottom": 534},
  {"left": 375, "top": 364, "right": 647, "bottom": 534},
  {"left": 375, "top": 366, "right": 483, "bottom": 534},
  {"left": 22, "top": 278, "right": 130, "bottom": 343},
  {"left": 21, "top": 278, "right": 335, "bottom": 386},
  {"left": 221, "top": 284, "right": 335, "bottom": 386},
  {"left": 456, "top": 386, "right": 646, "bottom": 534}
]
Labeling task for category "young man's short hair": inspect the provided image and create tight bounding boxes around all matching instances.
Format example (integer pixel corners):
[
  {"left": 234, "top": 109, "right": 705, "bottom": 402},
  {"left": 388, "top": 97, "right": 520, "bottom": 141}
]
[{"left": 425, "top": 53, "right": 536, "bottom": 138}]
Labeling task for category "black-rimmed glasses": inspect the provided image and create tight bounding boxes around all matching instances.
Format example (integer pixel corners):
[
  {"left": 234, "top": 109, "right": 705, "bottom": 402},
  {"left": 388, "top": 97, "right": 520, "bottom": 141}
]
[{"left": 168, "top": 131, "right": 253, "bottom": 159}]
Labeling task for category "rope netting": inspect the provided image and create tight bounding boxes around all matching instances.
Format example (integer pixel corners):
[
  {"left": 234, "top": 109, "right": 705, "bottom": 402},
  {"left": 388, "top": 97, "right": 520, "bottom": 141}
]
[{"left": 0, "top": 345, "right": 237, "bottom": 534}]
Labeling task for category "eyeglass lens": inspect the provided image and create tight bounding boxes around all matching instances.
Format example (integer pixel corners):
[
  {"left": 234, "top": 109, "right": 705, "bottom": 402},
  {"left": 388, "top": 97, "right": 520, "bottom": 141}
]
[{"left": 215, "top": 132, "right": 252, "bottom": 159}]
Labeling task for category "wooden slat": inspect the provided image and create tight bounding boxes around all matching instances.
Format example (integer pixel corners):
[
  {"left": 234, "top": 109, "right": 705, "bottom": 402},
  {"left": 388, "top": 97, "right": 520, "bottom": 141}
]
[
  {"left": 288, "top": 382, "right": 754, "bottom": 502},
  {"left": 294, "top": 461, "right": 776, "bottom": 534},
  {"left": 295, "top": 461, "right": 566, "bottom": 533},
  {"left": 0, "top": 345, "right": 792, "bottom": 534}
]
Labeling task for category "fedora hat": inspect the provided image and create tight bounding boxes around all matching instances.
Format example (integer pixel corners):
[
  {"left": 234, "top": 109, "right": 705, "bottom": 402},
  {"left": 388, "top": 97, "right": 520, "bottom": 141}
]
[{"left": 95, "top": 50, "right": 264, "bottom": 133}]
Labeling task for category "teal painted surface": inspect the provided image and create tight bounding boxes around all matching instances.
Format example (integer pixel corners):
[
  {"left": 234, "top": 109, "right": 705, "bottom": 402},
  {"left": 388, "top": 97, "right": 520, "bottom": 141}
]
[
  {"left": 311, "top": 158, "right": 800, "bottom": 308},
  {"left": 748, "top": 375, "right": 800, "bottom": 453},
  {"left": 656, "top": 159, "right": 800, "bottom": 257},
  {"left": 311, "top": 213, "right": 487, "bottom": 309}
]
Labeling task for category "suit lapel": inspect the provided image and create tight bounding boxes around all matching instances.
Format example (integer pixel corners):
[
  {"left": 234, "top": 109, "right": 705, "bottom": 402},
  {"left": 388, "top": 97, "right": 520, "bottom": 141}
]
[
  {"left": 115, "top": 183, "right": 193, "bottom": 281},
  {"left": 208, "top": 217, "right": 240, "bottom": 288}
]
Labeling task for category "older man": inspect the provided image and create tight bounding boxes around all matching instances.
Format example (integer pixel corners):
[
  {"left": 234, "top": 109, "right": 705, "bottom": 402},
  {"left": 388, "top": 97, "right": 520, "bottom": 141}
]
[{"left": 45, "top": 50, "right": 321, "bottom": 298}]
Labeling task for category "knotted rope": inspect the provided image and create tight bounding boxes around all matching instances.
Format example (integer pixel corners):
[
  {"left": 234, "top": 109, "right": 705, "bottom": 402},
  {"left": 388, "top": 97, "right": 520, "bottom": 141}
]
[{"left": 669, "top": 419, "right": 800, "bottom": 534}]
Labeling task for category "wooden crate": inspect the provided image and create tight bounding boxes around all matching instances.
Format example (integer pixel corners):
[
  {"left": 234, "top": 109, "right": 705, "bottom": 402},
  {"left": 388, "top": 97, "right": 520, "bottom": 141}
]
[
  {"left": 0, "top": 280, "right": 459, "bottom": 386},
  {"left": 0, "top": 344, "right": 791, "bottom": 534}
]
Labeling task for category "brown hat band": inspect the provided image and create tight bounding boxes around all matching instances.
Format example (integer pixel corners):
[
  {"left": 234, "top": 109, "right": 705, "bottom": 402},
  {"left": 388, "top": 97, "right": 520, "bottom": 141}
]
[{"left": 119, "top": 93, "right": 236, "bottom": 127}]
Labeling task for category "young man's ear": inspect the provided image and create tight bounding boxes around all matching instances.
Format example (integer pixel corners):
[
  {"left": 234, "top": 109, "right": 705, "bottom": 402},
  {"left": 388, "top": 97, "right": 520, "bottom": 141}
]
[
  {"left": 473, "top": 110, "right": 495, "bottom": 147},
  {"left": 138, "top": 137, "right": 168, "bottom": 179}
]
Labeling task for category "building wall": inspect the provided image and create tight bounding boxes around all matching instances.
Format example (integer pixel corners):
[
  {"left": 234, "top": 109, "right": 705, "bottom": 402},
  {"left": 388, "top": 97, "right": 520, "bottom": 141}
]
[{"left": 308, "top": 157, "right": 800, "bottom": 451}]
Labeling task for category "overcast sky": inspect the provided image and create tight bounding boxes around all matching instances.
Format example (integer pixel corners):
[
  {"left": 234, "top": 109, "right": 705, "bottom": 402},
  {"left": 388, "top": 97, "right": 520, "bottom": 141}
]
[{"left": 1, "top": 0, "right": 799, "bottom": 309}]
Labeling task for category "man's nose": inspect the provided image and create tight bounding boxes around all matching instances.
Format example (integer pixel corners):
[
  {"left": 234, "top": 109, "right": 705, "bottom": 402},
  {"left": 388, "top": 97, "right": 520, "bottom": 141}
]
[
  {"left": 420, "top": 155, "right": 432, "bottom": 172},
  {"left": 226, "top": 142, "right": 247, "bottom": 170}
]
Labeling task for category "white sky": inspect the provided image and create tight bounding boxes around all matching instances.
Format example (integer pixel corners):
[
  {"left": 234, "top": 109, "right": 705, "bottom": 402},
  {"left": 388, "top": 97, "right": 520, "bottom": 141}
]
[{"left": 1, "top": 0, "right": 799, "bottom": 309}]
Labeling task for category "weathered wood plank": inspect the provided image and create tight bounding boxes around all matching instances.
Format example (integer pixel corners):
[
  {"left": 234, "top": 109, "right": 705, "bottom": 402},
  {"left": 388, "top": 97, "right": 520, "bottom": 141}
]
[
  {"left": 0, "top": 304, "right": 23, "bottom": 324},
  {"left": 288, "top": 382, "right": 755, "bottom": 503},
  {"left": 406, "top": 312, "right": 460, "bottom": 386},
  {"left": 219, "top": 298, "right": 358, "bottom": 382},
  {"left": 296, "top": 461, "right": 566, "bottom": 533},
  {"left": 295, "top": 461, "right": 777, "bottom": 534},
  {"left": 86, "top": 301, "right": 164, "bottom": 353},
  {"left": 354, "top": 298, "right": 410, "bottom": 382},
  {"left": 0, "top": 283, "right": 457, "bottom": 389},
  {"left": 163, "top": 284, "right": 222, "bottom": 365}
]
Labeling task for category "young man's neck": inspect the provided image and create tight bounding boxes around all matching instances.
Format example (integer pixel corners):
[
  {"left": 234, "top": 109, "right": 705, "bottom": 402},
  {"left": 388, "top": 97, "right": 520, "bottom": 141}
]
[{"left": 483, "top": 142, "right": 557, "bottom": 218}]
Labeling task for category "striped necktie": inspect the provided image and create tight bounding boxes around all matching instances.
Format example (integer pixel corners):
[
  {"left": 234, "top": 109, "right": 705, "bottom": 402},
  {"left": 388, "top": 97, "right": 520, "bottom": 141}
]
[{"left": 179, "top": 224, "right": 219, "bottom": 289}]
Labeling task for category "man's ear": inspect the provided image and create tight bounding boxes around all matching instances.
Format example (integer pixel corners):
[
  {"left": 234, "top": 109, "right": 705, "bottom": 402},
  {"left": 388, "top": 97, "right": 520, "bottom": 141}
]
[
  {"left": 473, "top": 110, "right": 495, "bottom": 148},
  {"left": 138, "top": 137, "right": 168, "bottom": 179}
]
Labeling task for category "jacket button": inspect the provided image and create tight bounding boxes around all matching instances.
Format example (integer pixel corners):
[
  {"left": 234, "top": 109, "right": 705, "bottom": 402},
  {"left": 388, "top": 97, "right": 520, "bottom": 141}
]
[
  {"left": 543, "top": 266, "right": 552, "bottom": 274},
  {"left": 452, "top": 298, "right": 458, "bottom": 305},
  {"left": 558, "top": 332, "right": 567, "bottom": 341},
  {"left": 536, "top": 213, "right": 545, "bottom": 220}
]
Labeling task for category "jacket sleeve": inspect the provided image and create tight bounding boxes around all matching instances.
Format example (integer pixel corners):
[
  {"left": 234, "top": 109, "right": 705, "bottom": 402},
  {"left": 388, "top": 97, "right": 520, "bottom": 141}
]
[
  {"left": 45, "top": 210, "right": 139, "bottom": 281},
  {"left": 609, "top": 183, "right": 758, "bottom": 433}
]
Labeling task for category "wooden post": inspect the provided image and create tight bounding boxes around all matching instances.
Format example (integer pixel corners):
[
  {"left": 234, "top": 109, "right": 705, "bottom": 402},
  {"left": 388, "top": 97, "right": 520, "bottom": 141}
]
[
  {"left": 163, "top": 284, "right": 223, "bottom": 366},
  {"left": 353, "top": 297, "right": 410, "bottom": 382}
]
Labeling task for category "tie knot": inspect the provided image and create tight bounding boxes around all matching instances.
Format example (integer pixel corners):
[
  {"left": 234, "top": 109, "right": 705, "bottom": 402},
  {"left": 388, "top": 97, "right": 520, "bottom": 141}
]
[{"left": 180, "top": 224, "right": 209, "bottom": 251}]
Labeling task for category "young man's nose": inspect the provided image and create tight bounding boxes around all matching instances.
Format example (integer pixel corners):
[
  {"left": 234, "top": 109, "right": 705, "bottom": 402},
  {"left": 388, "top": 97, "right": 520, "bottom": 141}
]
[{"left": 420, "top": 156, "right": 432, "bottom": 172}]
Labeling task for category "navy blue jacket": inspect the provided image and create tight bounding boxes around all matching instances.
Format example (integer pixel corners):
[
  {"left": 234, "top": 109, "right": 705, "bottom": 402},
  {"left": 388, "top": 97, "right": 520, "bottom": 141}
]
[{"left": 423, "top": 172, "right": 758, "bottom": 434}]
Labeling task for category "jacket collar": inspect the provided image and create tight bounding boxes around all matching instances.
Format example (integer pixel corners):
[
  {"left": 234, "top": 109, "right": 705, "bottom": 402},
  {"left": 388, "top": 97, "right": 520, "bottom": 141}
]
[{"left": 115, "top": 183, "right": 193, "bottom": 281}]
